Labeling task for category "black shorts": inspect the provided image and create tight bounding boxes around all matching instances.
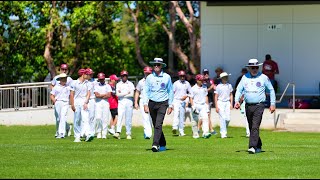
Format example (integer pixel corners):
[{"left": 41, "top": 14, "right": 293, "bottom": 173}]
[{"left": 110, "top": 108, "right": 118, "bottom": 119}]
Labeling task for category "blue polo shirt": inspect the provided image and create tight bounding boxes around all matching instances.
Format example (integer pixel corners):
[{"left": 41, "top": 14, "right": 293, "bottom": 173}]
[
  {"left": 235, "top": 72, "right": 276, "bottom": 106},
  {"left": 143, "top": 70, "right": 174, "bottom": 107}
]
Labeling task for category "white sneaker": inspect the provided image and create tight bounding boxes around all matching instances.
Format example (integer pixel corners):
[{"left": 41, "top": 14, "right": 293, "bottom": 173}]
[
  {"left": 221, "top": 135, "right": 228, "bottom": 139},
  {"left": 246, "top": 134, "right": 250, "bottom": 138},
  {"left": 85, "top": 135, "right": 94, "bottom": 142},
  {"left": 248, "top": 147, "right": 255, "bottom": 154},
  {"left": 108, "top": 129, "right": 115, "bottom": 135},
  {"left": 114, "top": 132, "right": 120, "bottom": 139},
  {"left": 126, "top": 135, "right": 132, "bottom": 140},
  {"left": 74, "top": 138, "right": 81, "bottom": 143},
  {"left": 102, "top": 136, "right": 107, "bottom": 139},
  {"left": 193, "top": 134, "right": 200, "bottom": 139},
  {"left": 179, "top": 132, "right": 186, "bottom": 136},
  {"left": 97, "top": 133, "right": 102, "bottom": 139}
]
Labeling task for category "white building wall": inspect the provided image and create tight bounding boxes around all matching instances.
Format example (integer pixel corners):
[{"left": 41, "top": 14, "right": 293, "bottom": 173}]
[{"left": 201, "top": 3, "right": 320, "bottom": 95}]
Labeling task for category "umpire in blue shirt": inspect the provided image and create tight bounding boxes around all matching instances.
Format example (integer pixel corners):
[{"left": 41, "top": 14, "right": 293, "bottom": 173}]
[
  {"left": 234, "top": 59, "right": 276, "bottom": 154},
  {"left": 143, "top": 58, "right": 174, "bottom": 152}
]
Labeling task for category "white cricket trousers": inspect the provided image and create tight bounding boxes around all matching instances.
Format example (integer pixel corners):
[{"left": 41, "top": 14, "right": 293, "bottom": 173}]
[
  {"left": 217, "top": 100, "right": 231, "bottom": 137},
  {"left": 73, "top": 99, "right": 89, "bottom": 139},
  {"left": 95, "top": 99, "right": 111, "bottom": 137},
  {"left": 191, "top": 103, "right": 210, "bottom": 137},
  {"left": 81, "top": 98, "right": 95, "bottom": 137},
  {"left": 139, "top": 98, "right": 152, "bottom": 138},
  {"left": 116, "top": 98, "right": 133, "bottom": 136},
  {"left": 54, "top": 101, "right": 69, "bottom": 137},
  {"left": 172, "top": 99, "right": 186, "bottom": 133},
  {"left": 240, "top": 102, "right": 250, "bottom": 136}
]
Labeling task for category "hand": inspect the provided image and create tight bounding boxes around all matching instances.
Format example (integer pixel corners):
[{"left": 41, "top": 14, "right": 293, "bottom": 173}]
[
  {"left": 270, "top": 105, "right": 276, "bottom": 114},
  {"left": 234, "top": 102, "right": 240, "bottom": 109},
  {"left": 144, "top": 105, "right": 149, "bottom": 113},
  {"left": 230, "top": 104, "right": 233, "bottom": 110},
  {"left": 83, "top": 103, "right": 88, "bottom": 110},
  {"left": 134, "top": 103, "right": 139, "bottom": 110},
  {"left": 215, "top": 107, "right": 219, "bottom": 113},
  {"left": 167, "top": 107, "right": 173, "bottom": 115},
  {"left": 71, "top": 105, "right": 75, "bottom": 112}
]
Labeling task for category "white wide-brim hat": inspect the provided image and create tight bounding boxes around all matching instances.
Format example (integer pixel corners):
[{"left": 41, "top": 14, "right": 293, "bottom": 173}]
[
  {"left": 245, "top": 59, "right": 263, "bottom": 67},
  {"left": 219, "top": 72, "right": 231, "bottom": 79},
  {"left": 149, "top": 57, "right": 167, "bottom": 68},
  {"left": 57, "top": 73, "right": 68, "bottom": 80}
]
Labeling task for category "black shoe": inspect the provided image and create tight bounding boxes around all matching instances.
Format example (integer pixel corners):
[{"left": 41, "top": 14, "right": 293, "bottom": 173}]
[{"left": 151, "top": 145, "right": 159, "bottom": 152}]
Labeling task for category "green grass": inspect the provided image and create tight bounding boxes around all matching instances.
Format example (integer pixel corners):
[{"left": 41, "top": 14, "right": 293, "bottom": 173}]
[{"left": 0, "top": 125, "right": 319, "bottom": 179}]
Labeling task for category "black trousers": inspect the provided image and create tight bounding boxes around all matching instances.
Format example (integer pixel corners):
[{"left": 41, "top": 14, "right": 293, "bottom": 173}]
[
  {"left": 148, "top": 100, "right": 169, "bottom": 147},
  {"left": 245, "top": 103, "right": 264, "bottom": 149}
]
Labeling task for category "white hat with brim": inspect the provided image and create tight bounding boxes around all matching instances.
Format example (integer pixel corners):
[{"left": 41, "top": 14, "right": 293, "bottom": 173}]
[
  {"left": 57, "top": 73, "right": 68, "bottom": 81},
  {"left": 245, "top": 59, "right": 263, "bottom": 67},
  {"left": 218, "top": 72, "right": 231, "bottom": 79},
  {"left": 149, "top": 57, "right": 167, "bottom": 68}
]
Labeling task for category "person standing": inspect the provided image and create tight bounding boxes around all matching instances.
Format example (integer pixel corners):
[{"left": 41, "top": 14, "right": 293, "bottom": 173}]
[
  {"left": 172, "top": 70, "right": 192, "bottom": 136},
  {"left": 108, "top": 74, "right": 119, "bottom": 136},
  {"left": 51, "top": 63, "right": 73, "bottom": 138},
  {"left": 234, "top": 68, "right": 250, "bottom": 138},
  {"left": 262, "top": 54, "right": 279, "bottom": 93},
  {"left": 50, "top": 73, "right": 70, "bottom": 139},
  {"left": 189, "top": 74, "right": 212, "bottom": 139},
  {"left": 202, "top": 68, "right": 217, "bottom": 135},
  {"left": 234, "top": 59, "right": 276, "bottom": 154},
  {"left": 143, "top": 57, "right": 174, "bottom": 152},
  {"left": 134, "top": 66, "right": 153, "bottom": 139},
  {"left": 94, "top": 72, "right": 112, "bottom": 139},
  {"left": 70, "top": 69, "right": 92, "bottom": 142},
  {"left": 214, "top": 72, "right": 233, "bottom": 139},
  {"left": 114, "top": 70, "right": 135, "bottom": 140},
  {"left": 84, "top": 68, "right": 97, "bottom": 140}
]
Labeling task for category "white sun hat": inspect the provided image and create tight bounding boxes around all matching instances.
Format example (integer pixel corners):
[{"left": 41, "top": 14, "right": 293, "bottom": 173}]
[
  {"left": 219, "top": 72, "right": 231, "bottom": 79},
  {"left": 245, "top": 59, "right": 263, "bottom": 67}
]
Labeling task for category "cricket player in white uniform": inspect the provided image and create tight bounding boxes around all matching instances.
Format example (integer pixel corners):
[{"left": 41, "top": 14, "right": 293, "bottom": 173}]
[
  {"left": 214, "top": 72, "right": 233, "bottom": 138},
  {"left": 172, "top": 70, "right": 192, "bottom": 136},
  {"left": 189, "top": 74, "right": 211, "bottom": 139},
  {"left": 70, "top": 69, "right": 92, "bottom": 142},
  {"left": 134, "top": 66, "right": 153, "bottom": 139},
  {"left": 50, "top": 63, "right": 73, "bottom": 137},
  {"left": 84, "top": 68, "right": 97, "bottom": 139},
  {"left": 114, "top": 70, "right": 135, "bottom": 140},
  {"left": 50, "top": 73, "right": 70, "bottom": 139},
  {"left": 94, "top": 72, "right": 112, "bottom": 139}
]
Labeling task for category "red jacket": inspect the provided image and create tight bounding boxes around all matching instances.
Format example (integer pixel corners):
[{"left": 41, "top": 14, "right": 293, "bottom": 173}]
[{"left": 108, "top": 83, "right": 118, "bottom": 109}]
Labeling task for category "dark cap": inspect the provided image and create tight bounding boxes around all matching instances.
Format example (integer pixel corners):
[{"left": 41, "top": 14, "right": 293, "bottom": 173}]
[{"left": 202, "top": 68, "right": 209, "bottom": 73}]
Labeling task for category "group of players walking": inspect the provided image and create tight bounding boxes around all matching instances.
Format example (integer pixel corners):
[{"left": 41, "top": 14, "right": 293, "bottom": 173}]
[{"left": 50, "top": 62, "right": 248, "bottom": 143}]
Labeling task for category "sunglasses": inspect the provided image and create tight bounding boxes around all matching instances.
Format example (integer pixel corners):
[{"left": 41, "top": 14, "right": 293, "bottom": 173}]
[
  {"left": 153, "top": 63, "right": 161, "bottom": 67},
  {"left": 61, "top": 69, "right": 68, "bottom": 71},
  {"left": 250, "top": 66, "right": 259, "bottom": 70}
]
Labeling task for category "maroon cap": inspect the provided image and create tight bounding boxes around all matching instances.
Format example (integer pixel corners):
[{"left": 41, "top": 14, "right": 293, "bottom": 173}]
[
  {"left": 85, "top": 68, "right": 94, "bottom": 75},
  {"left": 120, "top": 70, "right": 128, "bottom": 76},
  {"left": 97, "top": 72, "right": 105, "bottom": 80},
  {"left": 60, "top": 64, "right": 68, "bottom": 69},
  {"left": 78, "top": 68, "right": 86, "bottom": 76}
]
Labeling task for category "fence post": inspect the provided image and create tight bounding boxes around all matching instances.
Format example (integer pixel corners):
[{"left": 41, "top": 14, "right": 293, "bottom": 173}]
[{"left": 14, "top": 87, "right": 19, "bottom": 111}]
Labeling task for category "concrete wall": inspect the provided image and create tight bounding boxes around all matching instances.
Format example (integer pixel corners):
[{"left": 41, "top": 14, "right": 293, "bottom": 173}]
[{"left": 201, "top": 3, "right": 320, "bottom": 95}]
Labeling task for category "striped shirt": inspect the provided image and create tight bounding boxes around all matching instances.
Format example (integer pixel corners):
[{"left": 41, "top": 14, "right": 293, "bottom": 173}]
[
  {"left": 235, "top": 72, "right": 276, "bottom": 105},
  {"left": 143, "top": 70, "right": 174, "bottom": 107}
]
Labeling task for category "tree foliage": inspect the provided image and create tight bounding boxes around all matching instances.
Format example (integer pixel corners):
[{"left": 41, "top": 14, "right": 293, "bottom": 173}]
[{"left": 0, "top": 1, "right": 200, "bottom": 84}]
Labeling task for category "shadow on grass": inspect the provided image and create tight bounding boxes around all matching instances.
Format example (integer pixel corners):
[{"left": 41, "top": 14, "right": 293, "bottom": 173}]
[
  {"left": 235, "top": 150, "right": 273, "bottom": 153},
  {"left": 145, "top": 148, "right": 174, "bottom": 152}
]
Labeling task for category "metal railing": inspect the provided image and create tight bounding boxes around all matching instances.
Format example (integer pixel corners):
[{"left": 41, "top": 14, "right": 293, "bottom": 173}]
[
  {"left": 0, "top": 76, "right": 143, "bottom": 112},
  {"left": 274, "top": 82, "right": 295, "bottom": 128}
]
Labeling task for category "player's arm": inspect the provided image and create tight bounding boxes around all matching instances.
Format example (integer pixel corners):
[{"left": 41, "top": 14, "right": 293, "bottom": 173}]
[
  {"left": 134, "top": 90, "right": 140, "bottom": 110},
  {"left": 50, "top": 94, "right": 56, "bottom": 105}
]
